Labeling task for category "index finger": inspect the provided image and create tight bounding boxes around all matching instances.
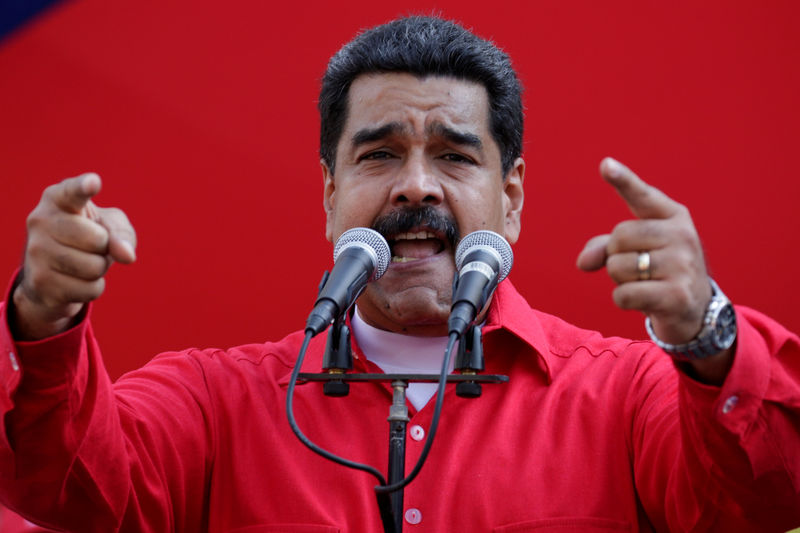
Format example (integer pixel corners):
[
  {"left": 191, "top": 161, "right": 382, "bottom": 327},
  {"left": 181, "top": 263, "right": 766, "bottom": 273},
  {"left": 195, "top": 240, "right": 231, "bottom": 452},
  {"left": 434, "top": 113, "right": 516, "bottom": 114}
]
[
  {"left": 46, "top": 173, "right": 103, "bottom": 214},
  {"left": 600, "top": 157, "right": 683, "bottom": 220}
]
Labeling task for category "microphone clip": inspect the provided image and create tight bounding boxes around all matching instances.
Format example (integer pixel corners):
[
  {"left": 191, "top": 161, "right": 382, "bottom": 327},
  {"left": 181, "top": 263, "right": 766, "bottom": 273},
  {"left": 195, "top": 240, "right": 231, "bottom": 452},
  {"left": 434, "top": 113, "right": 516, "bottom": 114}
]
[
  {"left": 315, "top": 270, "right": 353, "bottom": 397},
  {"left": 321, "top": 315, "right": 353, "bottom": 397},
  {"left": 454, "top": 324, "right": 485, "bottom": 398}
]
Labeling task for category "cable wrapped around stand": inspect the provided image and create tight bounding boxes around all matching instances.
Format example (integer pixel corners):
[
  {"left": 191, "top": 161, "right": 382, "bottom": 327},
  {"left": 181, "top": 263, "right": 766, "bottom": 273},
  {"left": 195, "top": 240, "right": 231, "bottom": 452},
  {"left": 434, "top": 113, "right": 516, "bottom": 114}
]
[{"left": 285, "top": 329, "right": 459, "bottom": 533}]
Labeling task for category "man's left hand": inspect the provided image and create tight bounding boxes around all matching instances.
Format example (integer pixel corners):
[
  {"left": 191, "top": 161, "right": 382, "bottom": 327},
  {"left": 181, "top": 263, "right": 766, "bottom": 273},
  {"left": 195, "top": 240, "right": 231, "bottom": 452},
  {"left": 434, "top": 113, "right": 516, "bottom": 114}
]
[{"left": 577, "top": 157, "right": 732, "bottom": 383}]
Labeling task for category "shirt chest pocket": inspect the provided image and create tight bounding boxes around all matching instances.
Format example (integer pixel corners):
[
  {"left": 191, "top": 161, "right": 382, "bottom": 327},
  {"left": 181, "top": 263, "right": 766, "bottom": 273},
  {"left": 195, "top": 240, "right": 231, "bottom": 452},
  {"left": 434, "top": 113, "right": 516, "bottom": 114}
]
[
  {"left": 494, "top": 517, "right": 631, "bottom": 532},
  {"left": 224, "top": 525, "right": 339, "bottom": 533}
]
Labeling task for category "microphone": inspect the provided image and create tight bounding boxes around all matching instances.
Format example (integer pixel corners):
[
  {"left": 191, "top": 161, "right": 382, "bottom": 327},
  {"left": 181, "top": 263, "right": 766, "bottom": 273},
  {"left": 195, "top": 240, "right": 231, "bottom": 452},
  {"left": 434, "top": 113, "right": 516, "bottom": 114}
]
[
  {"left": 448, "top": 230, "right": 513, "bottom": 336},
  {"left": 306, "top": 227, "right": 391, "bottom": 336}
]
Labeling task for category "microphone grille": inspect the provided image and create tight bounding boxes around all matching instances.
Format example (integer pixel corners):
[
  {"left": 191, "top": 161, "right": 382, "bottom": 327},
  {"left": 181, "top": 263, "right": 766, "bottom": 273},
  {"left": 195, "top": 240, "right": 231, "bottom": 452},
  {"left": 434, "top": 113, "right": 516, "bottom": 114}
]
[
  {"left": 333, "top": 227, "right": 391, "bottom": 281},
  {"left": 455, "top": 230, "right": 514, "bottom": 282}
]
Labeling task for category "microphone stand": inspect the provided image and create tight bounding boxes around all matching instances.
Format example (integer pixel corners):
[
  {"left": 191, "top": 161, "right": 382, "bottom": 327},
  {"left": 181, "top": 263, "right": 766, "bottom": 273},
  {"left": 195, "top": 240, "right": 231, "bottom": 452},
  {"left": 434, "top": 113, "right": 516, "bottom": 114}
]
[
  {"left": 387, "top": 379, "right": 409, "bottom": 533},
  {"left": 299, "top": 318, "right": 507, "bottom": 532}
]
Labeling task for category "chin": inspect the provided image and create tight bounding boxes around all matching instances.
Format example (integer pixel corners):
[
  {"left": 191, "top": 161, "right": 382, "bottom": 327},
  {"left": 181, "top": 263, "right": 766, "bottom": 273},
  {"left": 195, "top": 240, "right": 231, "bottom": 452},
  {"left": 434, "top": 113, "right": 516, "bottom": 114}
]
[{"left": 358, "top": 285, "right": 451, "bottom": 336}]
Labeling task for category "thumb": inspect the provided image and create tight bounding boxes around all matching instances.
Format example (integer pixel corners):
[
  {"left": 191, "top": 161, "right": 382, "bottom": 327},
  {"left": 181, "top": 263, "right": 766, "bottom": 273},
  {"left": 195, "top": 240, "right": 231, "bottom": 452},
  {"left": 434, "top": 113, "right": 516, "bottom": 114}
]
[
  {"left": 576, "top": 234, "right": 610, "bottom": 271},
  {"left": 96, "top": 206, "right": 137, "bottom": 264},
  {"left": 108, "top": 234, "right": 137, "bottom": 264}
]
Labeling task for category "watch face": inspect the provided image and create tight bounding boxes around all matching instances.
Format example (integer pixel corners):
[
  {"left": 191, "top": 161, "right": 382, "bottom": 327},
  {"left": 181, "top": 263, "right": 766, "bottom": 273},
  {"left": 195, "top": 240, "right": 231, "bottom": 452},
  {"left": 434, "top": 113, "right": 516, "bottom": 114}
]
[{"left": 712, "top": 302, "right": 737, "bottom": 348}]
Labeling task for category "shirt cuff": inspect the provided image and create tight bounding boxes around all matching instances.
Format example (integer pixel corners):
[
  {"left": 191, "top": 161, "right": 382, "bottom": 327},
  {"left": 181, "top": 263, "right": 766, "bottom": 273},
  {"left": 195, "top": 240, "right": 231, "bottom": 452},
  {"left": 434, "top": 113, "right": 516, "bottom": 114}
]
[
  {"left": 1, "top": 270, "right": 90, "bottom": 394},
  {"left": 677, "top": 305, "right": 771, "bottom": 435}
]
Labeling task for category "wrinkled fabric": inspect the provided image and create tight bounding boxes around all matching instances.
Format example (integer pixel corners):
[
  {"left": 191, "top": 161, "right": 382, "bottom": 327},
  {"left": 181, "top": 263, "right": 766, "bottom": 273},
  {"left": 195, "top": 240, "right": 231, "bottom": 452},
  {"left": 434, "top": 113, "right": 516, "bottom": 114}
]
[{"left": 0, "top": 279, "right": 798, "bottom": 532}]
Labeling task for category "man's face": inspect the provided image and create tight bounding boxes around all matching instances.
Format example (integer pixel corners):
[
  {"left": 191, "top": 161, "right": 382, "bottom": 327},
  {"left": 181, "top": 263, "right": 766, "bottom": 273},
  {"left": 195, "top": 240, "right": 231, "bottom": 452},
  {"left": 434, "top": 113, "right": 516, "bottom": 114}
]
[{"left": 322, "top": 73, "right": 524, "bottom": 336}]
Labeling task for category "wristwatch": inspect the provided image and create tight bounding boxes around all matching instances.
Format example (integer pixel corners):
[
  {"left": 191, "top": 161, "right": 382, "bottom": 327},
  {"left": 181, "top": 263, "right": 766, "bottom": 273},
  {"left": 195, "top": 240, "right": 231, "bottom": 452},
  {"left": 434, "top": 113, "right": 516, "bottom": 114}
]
[{"left": 645, "top": 278, "right": 737, "bottom": 360}]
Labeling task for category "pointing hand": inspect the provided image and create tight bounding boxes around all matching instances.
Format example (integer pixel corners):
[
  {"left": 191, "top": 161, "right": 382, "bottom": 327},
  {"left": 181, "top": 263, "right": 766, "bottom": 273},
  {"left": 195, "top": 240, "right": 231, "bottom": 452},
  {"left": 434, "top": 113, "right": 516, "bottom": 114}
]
[{"left": 12, "top": 173, "right": 137, "bottom": 340}]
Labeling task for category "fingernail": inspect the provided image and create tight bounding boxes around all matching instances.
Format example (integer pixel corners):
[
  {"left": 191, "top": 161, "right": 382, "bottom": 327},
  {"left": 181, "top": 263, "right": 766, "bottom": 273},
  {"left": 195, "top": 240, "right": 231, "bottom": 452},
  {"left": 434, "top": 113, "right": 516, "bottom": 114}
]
[
  {"left": 604, "top": 157, "right": 623, "bottom": 178},
  {"left": 80, "top": 173, "right": 101, "bottom": 194},
  {"left": 121, "top": 240, "right": 136, "bottom": 261}
]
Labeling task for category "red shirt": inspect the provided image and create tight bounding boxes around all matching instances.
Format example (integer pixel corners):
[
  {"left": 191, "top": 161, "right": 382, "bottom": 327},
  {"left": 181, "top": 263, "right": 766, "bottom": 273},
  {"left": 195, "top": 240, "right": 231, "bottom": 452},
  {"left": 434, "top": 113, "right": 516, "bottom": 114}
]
[
  {"left": 0, "top": 280, "right": 798, "bottom": 532},
  {"left": 0, "top": 504, "right": 52, "bottom": 533}
]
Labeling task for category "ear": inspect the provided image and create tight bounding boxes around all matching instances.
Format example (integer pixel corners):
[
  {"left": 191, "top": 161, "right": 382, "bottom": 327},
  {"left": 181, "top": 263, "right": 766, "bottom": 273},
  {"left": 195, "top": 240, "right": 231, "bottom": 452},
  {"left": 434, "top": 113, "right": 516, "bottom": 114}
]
[
  {"left": 322, "top": 160, "right": 336, "bottom": 243},
  {"left": 502, "top": 157, "right": 525, "bottom": 244}
]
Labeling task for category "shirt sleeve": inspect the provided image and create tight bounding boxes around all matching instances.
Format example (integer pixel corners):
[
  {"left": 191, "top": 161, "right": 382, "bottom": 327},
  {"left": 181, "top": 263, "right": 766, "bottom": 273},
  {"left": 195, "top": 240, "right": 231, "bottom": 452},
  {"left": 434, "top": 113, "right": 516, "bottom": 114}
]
[
  {"left": 629, "top": 305, "right": 800, "bottom": 532},
  {"left": 0, "top": 288, "right": 215, "bottom": 532}
]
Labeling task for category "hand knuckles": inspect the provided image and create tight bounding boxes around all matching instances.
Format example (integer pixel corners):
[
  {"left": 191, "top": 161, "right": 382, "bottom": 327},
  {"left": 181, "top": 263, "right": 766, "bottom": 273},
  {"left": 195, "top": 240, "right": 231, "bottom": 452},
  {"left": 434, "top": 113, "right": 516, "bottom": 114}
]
[
  {"left": 670, "top": 248, "right": 698, "bottom": 273},
  {"left": 97, "top": 206, "right": 128, "bottom": 224},
  {"left": 26, "top": 268, "right": 52, "bottom": 295},
  {"left": 612, "top": 219, "right": 663, "bottom": 248},
  {"left": 62, "top": 278, "right": 104, "bottom": 304},
  {"left": 101, "top": 208, "right": 137, "bottom": 242},
  {"left": 640, "top": 221, "right": 664, "bottom": 240},
  {"left": 612, "top": 219, "right": 639, "bottom": 238},
  {"left": 661, "top": 283, "right": 691, "bottom": 313},
  {"left": 37, "top": 293, "right": 60, "bottom": 309},
  {"left": 605, "top": 255, "right": 626, "bottom": 282},
  {"left": 607, "top": 229, "right": 627, "bottom": 254},
  {"left": 610, "top": 220, "right": 628, "bottom": 238},
  {"left": 25, "top": 208, "right": 48, "bottom": 231},
  {"left": 51, "top": 253, "right": 76, "bottom": 276},
  {"left": 674, "top": 203, "right": 690, "bottom": 218},
  {"left": 54, "top": 253, "right": 100, "bottom": 280},
  {"left": 89, "top": 256, "right": 112, "bottom": 278},
  {"left": 41, "top": 183, "right": 61, "bottom": 201},
  {"left": 86, "top": 278, "right": 106, "bottom": 300},
  {"left": 80, "top": 225, "right": 110, "bottom": 251},
  {"left": 678, "top": 284, "right": 696, "bottom": 308},
  {"left": 103, "top": 206, "right": 125, "bottom": 218},
  {"left": 670, "top": 224, "right": 697, "bottom": 245},
  {"left": 25, "top": 239, "right": 50, "bottom": 265},
  {"left": 612, "top": 287, "right": 636, "bottom": 309}
]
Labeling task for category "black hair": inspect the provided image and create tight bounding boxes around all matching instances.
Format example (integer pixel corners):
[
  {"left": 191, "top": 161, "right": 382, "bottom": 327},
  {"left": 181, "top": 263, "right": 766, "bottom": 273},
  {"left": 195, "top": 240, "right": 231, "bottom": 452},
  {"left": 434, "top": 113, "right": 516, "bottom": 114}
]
[{"left": 319, "top": 16, "right": 523, "bottom": 176}]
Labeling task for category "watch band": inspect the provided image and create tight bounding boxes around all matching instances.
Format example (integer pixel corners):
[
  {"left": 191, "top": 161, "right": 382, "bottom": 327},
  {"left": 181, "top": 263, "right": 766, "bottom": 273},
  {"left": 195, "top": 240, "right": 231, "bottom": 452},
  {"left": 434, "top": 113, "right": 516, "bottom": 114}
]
[{"left": 645, "top": 278, "right": 737, "bottom": 360}]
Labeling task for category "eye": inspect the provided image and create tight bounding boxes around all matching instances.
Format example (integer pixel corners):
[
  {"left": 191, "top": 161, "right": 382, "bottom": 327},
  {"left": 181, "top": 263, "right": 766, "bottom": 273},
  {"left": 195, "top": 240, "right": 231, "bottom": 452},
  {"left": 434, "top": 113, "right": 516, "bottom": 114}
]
[
  {"left": 441, "top": 153, "right": 475, "bottom": 164},
  {"left": 358, "top": 150, "right": 394, "bottom": 162}
]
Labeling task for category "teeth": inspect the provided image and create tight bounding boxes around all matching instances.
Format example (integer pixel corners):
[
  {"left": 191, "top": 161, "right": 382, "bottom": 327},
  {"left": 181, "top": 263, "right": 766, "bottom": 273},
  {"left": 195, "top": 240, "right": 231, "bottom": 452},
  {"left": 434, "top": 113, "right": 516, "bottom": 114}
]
[
  {"left": 394, "top": 231, "right": 436, "bottom": 241},
  {"left": 392, "top": 256, "right": 421, "bottom": 263},
  {"left": 390, "top": 231, "right": 440, "bottom": 263}
]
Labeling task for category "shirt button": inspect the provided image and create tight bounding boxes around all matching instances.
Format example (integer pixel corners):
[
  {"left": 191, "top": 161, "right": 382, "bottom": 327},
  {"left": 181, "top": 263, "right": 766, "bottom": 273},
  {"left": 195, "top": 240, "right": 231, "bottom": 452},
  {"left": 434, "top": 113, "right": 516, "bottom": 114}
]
[
  {"left": 409, "top": 425, "right": 425, "bottom": 441},
  {"left": 9, "top": 352, "right": 19, "bottom": 372},
  {"left": 404, "top": 507, "right": 422, "bottom": 525},
  {"left": 722, "top": 395, "right": 739, "bottom": 414}
]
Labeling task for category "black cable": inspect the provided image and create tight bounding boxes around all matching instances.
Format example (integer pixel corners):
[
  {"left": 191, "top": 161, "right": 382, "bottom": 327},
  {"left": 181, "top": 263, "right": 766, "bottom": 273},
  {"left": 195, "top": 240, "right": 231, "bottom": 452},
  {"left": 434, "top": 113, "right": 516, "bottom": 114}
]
[
  {"left": 285, "top": 330, "right": 388, "bottom": 486},
  {"left": 374, "top": 332, "right": 458, "bottom": 493},
  {"left": 286, "top": 327, "right": 460, "bottom": 531}
]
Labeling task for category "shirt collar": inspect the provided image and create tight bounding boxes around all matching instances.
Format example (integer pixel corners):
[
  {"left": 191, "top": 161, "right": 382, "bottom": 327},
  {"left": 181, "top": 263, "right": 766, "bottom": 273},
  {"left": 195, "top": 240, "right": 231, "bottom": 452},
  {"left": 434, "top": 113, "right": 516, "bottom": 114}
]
[
  {"left": 278, "top": 278, "right": 555, "bottom": 385},
  {"left": 481, "top": 278, "right": 554, "bottom": 383}
]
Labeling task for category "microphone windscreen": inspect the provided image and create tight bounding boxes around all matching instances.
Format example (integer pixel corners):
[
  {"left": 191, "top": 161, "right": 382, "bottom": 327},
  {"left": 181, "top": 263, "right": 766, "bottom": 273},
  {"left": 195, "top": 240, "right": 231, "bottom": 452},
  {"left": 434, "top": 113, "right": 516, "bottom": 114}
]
[
  {"left": 454, "top": 230, "right": 513, "bottom": 282},
  {"left": 333, "top": 228, "right": 391, "bottom": 281}
]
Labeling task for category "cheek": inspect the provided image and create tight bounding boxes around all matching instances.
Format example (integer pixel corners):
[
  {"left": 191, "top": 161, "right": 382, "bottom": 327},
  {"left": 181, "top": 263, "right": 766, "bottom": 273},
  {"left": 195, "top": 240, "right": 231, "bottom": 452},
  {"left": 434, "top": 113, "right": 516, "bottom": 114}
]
[
  {"left": 330, "top": 182, "right": 388, "bottom": 231},
  {"left": 452, "top": 187, "right": 505, "bottom": 231}
]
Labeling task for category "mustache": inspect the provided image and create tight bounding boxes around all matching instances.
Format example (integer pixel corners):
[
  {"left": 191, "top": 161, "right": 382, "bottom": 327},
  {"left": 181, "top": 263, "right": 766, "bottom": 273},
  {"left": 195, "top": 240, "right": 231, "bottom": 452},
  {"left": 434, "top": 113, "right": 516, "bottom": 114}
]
[{"left": 371, "top": 206, "right": 460, "bottom": 249}]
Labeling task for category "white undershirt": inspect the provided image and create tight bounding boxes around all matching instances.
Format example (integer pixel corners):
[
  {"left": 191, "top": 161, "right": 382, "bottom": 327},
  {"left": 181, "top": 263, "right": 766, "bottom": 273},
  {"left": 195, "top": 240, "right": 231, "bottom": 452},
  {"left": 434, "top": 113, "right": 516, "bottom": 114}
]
[{"left": 351, "top": 307, "right": 456, "bottom": 411}]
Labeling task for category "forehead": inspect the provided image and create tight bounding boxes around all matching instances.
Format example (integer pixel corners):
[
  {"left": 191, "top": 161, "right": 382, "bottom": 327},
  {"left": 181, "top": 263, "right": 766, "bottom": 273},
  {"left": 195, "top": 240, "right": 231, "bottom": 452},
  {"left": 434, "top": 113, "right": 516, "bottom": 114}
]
[{"left": 342, "top": 73, "right": 491, "bottom": 140}]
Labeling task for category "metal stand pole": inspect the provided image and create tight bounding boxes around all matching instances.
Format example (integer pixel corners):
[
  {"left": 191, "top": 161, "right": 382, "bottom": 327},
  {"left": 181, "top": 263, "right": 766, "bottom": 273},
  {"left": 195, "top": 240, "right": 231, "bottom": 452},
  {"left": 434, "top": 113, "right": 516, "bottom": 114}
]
[
  {"left": 298, "top": 323, "right": 506, "bottom": 532},
  {"left": 387, "top": 380, "right": 409, "bottom": 533}
]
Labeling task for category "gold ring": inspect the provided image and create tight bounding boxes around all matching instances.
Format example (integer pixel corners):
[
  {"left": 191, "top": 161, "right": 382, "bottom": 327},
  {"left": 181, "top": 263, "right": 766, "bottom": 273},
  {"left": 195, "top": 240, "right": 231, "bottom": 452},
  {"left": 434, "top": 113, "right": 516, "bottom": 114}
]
[{"left": 637, "top": 251, "right": 651, "bottom": 281}]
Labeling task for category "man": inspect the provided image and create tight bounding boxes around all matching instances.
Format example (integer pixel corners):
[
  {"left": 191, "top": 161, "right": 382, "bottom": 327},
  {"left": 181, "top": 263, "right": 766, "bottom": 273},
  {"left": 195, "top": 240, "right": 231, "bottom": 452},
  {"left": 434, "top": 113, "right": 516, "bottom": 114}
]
[{"left": 1, "top": 15, "right": 798, "bottom": 532}]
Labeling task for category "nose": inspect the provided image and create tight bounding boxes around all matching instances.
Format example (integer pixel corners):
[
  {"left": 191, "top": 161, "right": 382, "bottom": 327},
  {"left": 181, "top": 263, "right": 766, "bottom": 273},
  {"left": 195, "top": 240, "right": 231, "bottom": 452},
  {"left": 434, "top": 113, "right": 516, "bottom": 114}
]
[{"left": 390, "top": 155, "right": 443, "bottom": 207}]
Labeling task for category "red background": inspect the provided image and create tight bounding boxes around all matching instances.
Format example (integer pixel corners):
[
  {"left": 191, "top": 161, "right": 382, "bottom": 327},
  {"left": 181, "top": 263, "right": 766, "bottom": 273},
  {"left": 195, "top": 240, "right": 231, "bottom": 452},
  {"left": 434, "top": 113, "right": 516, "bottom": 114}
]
[{"left": 1, "top": 1, "right": 798, "bottom": 380}]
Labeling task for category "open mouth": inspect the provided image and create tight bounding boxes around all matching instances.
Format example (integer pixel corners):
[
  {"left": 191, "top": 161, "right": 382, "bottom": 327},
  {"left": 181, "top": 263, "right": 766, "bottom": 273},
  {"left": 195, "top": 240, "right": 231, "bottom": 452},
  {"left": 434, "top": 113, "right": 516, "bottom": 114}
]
[{"left": 388, "top": 229, "right": 447, "bottom": 263}]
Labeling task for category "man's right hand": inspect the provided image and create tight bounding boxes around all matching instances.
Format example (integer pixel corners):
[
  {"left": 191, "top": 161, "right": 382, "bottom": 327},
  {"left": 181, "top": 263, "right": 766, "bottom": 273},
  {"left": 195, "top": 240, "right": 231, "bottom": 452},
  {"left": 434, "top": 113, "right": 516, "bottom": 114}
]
[{"left": 11, "top": 173, "right": 137, "bottom": 341}]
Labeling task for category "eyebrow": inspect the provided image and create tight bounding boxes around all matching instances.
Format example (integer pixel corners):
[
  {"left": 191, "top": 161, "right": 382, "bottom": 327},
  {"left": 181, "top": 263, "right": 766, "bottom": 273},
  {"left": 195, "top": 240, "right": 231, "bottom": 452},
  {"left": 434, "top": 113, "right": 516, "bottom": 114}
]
[
  {"left": 349, "top": 121, "right": 484, "bottom": 153},
  {"left": 427, "top": 123, "right": 483, "bottom": 152},
  {"left": 351, "top": 122, "right": 406, "bottom": 147}
]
